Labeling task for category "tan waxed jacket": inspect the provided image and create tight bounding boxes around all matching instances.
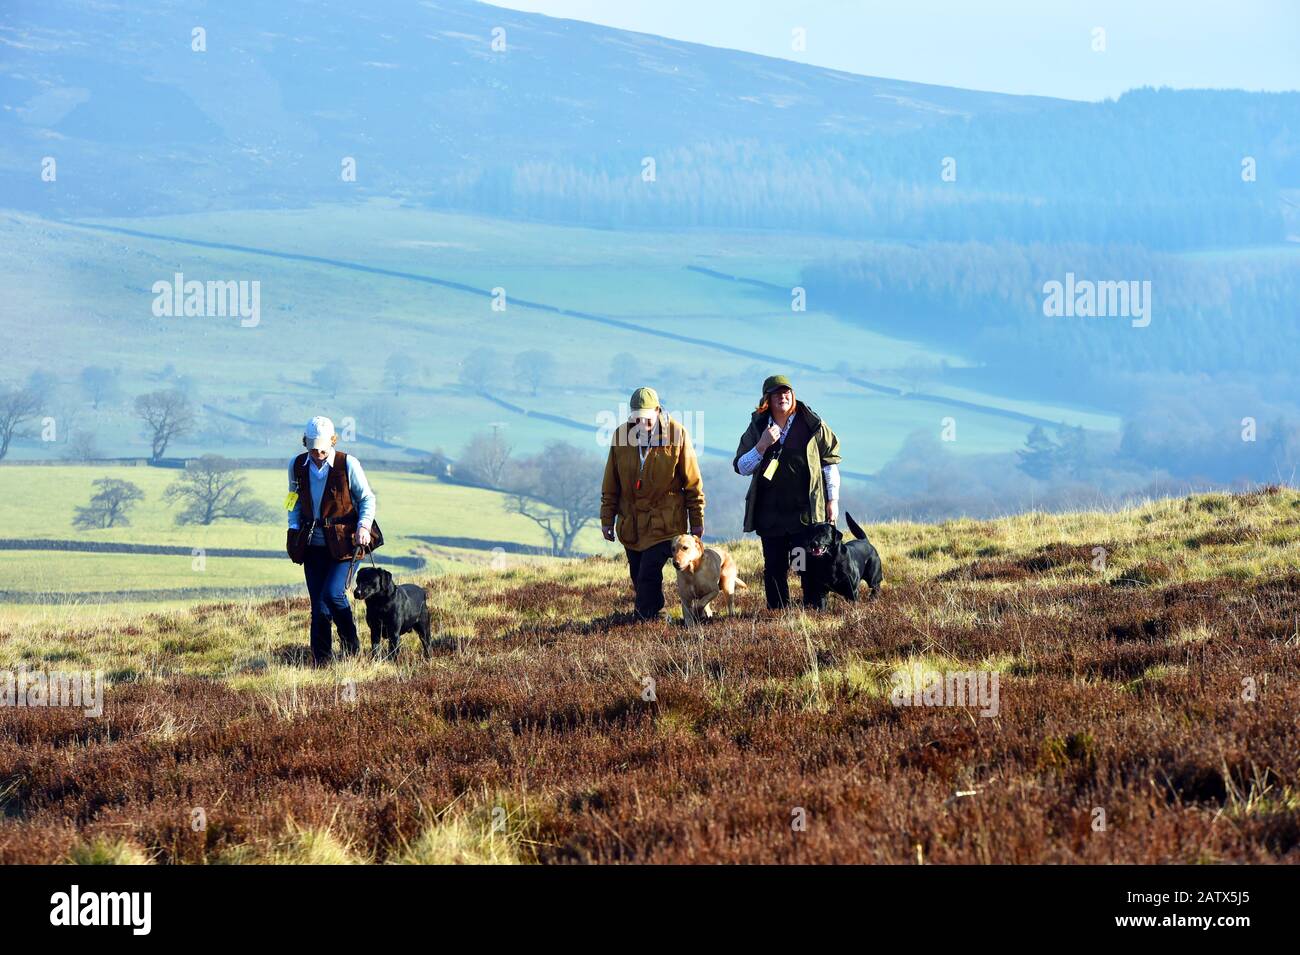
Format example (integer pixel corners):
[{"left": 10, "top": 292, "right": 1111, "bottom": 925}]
[{"left": 600, "top": 413, "right": 704, "bottom": 551}]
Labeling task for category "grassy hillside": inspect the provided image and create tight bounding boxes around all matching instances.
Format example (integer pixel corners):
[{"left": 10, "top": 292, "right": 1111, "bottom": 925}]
[
  {"left": 1, "top": 206, "right": 1119, "bottom": 473},
  {"left": 1, "top": 488, "right": 1297, "bottom": 863}
]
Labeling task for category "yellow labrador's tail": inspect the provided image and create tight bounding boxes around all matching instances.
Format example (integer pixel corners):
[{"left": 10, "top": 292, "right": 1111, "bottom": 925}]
[{"left": 734, "top": 579, "right": 749, "bottom": 589}]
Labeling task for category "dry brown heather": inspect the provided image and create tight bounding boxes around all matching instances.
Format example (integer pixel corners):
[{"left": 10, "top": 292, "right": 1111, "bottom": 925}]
[{"left": 1, "top": 489, "right": 1299, "bottom": 864}]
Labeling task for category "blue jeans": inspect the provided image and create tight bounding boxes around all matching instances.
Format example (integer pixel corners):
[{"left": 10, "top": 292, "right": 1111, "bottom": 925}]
[{"left": 303, "top": 546, "right": 359, "bottom": 663}]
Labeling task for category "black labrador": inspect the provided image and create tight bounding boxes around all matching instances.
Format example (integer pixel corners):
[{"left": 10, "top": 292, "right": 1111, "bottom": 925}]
[
  {"left": 352, "top": 567, "right": 432, "bottom": 658},
  {"left": 800, "top": 512, "right": 884, "bottom": 607}
]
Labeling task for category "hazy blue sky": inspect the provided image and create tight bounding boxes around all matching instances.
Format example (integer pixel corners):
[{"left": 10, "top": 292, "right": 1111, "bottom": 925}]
[{"left": 493, "top": 0, "right": 1300, "bottom": 101}]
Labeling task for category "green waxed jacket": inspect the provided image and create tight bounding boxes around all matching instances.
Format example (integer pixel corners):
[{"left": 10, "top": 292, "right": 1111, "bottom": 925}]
[{"left": 732, "top": 403, "right": 841, "bottom": 534}]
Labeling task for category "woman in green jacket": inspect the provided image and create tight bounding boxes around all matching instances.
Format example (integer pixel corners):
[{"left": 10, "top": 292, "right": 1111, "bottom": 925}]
[{"left": 732, "top": 375, "right": 842, "bottom": 610}]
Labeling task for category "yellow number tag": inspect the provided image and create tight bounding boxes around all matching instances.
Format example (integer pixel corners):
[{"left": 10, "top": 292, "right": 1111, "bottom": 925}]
[
  {"left": 284, "top": 491, "right": 299, "bottom": 511},
  {"left": 761, "top": 457, "right": 779, "bottom": 480}
]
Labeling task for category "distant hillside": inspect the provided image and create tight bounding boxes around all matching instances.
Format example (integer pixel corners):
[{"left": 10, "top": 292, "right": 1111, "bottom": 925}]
[
  {"left": 459, "top": 88, "right": 1298, "bottom": 248},
  {"left": 3, "top": 0, "right": 1295, "bottom": 247},
  {"left": 0, "top": 0, "right": 1057, "bottom": 219}
]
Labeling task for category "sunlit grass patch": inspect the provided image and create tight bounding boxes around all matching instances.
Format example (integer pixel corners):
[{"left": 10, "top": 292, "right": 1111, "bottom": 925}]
[
  {"left": 390, "top": 795, "right": 537, "bottom": 865},
  {"left": 1174, "top": 623, "right": 1214, "bottom": 644},
  {"left": 390, "top": 816, "right": 522, "bottom": 865},
  {"left": 67, "top": 836, "right": 153, "bottom": 865},
  {"left": 816, "top": 657, "right": 896, "bottom": 698},
  {"left": 882, "top": 652, "right": 971, "bottom": 699},
  {"left": 1123, "top": 663, "right": 1189, "bottom": 692},
  {"left": 978, "top": 652, "right": 1019, "bottom": 672},
  {"left": 656, "top": 707, "right": 701, "bottom": 740},
  {"left": 257, "top": 822, "right": 367, "bottom": 865}
]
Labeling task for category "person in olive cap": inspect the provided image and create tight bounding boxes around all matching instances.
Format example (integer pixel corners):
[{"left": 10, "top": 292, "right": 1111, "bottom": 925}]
[
  {"left": 601, "top": 387, "right": 705, "bottom": 621},
  {"left": 732, "top": 376, "right": 842, "bottom": 610}
]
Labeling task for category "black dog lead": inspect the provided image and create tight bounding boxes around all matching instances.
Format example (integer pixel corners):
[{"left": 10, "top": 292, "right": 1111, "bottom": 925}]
[{"left": 345, "top": 545, "right": 377, "bottom": 592}]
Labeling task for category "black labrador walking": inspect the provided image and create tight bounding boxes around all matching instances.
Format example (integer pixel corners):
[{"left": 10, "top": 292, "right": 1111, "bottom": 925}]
[{"left": 800, "top": 512, "right": 884, "bottom": 607}]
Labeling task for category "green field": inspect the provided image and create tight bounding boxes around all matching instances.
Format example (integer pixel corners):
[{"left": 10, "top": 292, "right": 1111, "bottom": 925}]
[
  {"left": 0, "top": 464, "right": 620, "bottom": 606},
  {"left": 1, "top": 203, "right": 1119, "bottom": 476}
]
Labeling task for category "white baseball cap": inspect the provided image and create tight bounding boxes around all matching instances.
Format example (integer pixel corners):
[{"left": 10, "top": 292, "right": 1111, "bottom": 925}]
[{"left": 304, "top": 415, "right": 336, "bottom": 450}]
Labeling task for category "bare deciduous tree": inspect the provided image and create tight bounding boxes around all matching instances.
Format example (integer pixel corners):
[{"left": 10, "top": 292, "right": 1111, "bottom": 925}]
[
  {"left": 458, "top": 429, "right": 513, "bottom": 488},
  {"left": 506, "top": 441, "right": 599, "bottom": 556},
  {"left": 362, "top": 397, "right": 408, "bottom": 443},
  {"left": 134, "top": 389, "right": 196, "bottom": 462},
  {"left": 80, "top": 366, "right": 121, "bottom": 410},
  {"left": 73, "top": 478, "right": 143, "bottom": 529},
  {"left": 164, "top": 455, "right": 273, "bottom": 526},
  {"left": 383, "top": 353, "right": 406, "bottom": 396},
  {"left": 62, "top": 430, "right": 101, "bottom": 462},
  {"left": 313, "top": 365, "right": 349, "bottom": 399},
  {"left": 27, "top": 370, "right": 59, "bottom": 402},
  {"left": 0, "top": 386, "right": 42, "bottom": 461},
  {"left": 513, "top": 350, "right": 556, "bottom": 397},
  {"left": 49, "top": 395, "right": 81, "bottom": 445},
  {"left": 254, "top": 397, "right": 286, "bottom": 448},
  {"left": 459, "top": 348, "right": 502, "bottom": 395}
]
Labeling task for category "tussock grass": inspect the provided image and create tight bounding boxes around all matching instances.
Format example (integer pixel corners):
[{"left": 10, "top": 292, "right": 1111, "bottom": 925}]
[
  {"left": 389, "top": 797, "right": 535, "bottom": 865},
  {"left": 67, "top": 836, "right": 153, "bottom": 865},
  {"left": 259, "top": 822, "right": 367, "bottom": 865},
  {"left": 390, "top": 817, "right": 520, "bottom": 865}
]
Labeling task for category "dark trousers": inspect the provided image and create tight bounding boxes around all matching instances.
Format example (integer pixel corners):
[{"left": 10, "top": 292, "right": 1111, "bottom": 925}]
[
  {"left": 625, "top": 539, "right": 672, "bottom": 620},
  {"left": 759, "top": 533, "right": 827, "bottom": 611},
  {"left": 303, "top": 545, "right": 359, "bottom": 664}
]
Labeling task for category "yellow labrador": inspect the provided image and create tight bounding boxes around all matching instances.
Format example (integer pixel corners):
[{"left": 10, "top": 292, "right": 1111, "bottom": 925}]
[{"left": 670, "top": 534, "right": 747, "bottom": 625}]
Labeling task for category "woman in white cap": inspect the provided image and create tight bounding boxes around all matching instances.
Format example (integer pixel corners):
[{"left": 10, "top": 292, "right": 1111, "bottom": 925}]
[
  {"left": 600, "top": 387, "right": 705, "bottom": 621},
  {"left": 285, "top": 416, "right": 377, "bottom": 665}
]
